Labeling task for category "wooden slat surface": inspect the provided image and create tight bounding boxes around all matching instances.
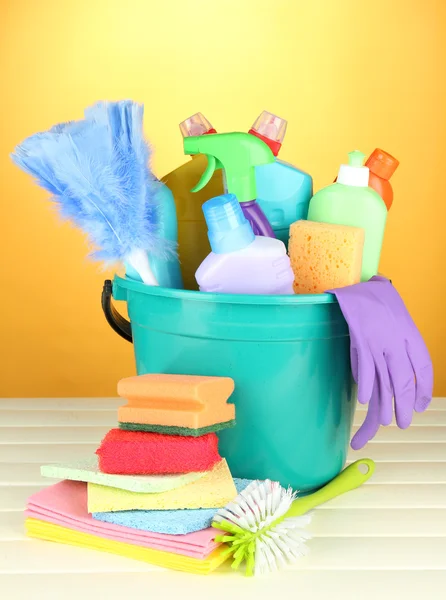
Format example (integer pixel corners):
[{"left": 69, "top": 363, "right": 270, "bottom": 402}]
[{"left": 0, "top": 397, "right": 445, "bottom": 599}]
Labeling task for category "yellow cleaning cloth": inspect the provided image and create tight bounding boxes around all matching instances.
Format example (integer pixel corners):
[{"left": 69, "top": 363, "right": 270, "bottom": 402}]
[
  {"left": 88, "top": 459, "right": 236, "bottom": 513},
  {"left": 25, "top": 518, "right": 228, "bottom": 575}
]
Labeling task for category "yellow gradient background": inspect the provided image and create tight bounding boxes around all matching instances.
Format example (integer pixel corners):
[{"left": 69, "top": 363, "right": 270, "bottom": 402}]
[{"left": 1, "top": 0, "right": 445, "bottom": 396}]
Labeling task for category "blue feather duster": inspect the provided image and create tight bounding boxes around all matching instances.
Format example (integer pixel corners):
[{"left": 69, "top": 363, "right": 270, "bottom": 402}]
[{"left": 11, "top": 101, "right": 175, "bottom": 285}]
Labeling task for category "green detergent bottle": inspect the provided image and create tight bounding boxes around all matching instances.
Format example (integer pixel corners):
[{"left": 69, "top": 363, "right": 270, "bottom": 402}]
[{"left": 308, "top": 151, "right": 387, "bottom": 281}]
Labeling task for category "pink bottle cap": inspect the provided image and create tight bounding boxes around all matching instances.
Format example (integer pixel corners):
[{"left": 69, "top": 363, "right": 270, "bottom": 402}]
[
  {"left": 248, "top": 110, "right": 287, "bottom": 156},
  {"left": 179, "top": 113, "right": 216, "bottom": 137}
]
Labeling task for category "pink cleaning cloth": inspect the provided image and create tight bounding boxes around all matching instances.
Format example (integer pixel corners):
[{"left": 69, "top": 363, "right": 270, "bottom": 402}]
[{"left": 25, "top": 480, "right": 219, "bottom": 559}]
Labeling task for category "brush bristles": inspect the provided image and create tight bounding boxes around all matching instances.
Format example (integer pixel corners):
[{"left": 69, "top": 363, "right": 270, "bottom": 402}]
[{"left": 214, "top": 480, "right": 312, "bottom": 576}]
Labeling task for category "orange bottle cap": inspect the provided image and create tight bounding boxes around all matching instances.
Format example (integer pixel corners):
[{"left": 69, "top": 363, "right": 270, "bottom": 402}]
[{"left": 365, "top": 148, "right": 399, "bottom": 180}]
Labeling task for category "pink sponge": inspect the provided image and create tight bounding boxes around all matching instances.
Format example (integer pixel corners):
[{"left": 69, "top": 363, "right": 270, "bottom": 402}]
[{"left": 96, "top": 429, "right": 221, "bottom": 475}]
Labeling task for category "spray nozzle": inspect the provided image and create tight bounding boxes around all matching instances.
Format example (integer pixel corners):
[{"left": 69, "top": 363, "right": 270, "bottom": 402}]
[
  {"left": 183, "top": 132, "right": 274, "bottom": 204},
  {"left": 190, "top": 154, "right": 223, "bottom": 192}
]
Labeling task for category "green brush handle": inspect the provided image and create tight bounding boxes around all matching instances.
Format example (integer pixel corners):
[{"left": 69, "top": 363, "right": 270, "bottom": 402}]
[{"left": 286, "top": 459, "right": 375, "bottom": 518}]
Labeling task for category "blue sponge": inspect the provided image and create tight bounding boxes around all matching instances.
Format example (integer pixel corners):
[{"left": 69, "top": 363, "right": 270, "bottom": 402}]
[{"left": 91, "top": 478, "right": 252, "bottom": 535}]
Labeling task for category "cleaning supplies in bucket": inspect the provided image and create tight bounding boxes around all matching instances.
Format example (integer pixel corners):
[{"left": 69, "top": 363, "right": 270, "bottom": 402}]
[
  {"left": 308, "top": 150, "right": 387, "bottom": 281},
  {"left": 106, "top": 273, "right": 355, "bottom": 490},
  {"left": 249, "top": 110, "right": 313, "bottom": 246},
  {"left": 327, "top": 276, "right": 433, "bottom": 449},
  {"left": 11, "top": 100, "right": 178, "bottom": 287},
  {"left": 183, "top": 131, "right": 276, "bottom": 237},
  {"left": 162, "top": 113, "right": 224, "bottom": 290},
  {"left": 195, "top": 194, "right": 294, "bottom": 294}
]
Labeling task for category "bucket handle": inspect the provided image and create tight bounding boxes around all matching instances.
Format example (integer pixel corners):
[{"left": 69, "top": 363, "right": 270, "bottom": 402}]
[{"left": 101, "top": 280, "right": 133, "bottom": 343}]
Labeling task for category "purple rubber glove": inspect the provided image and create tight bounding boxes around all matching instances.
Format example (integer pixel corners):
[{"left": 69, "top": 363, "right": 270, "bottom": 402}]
[
  {"left": 350, "top": 379, "right": 380, "bottom": 451},
  {"left": 328, "top": 276, "right": 433, "bottom": 449}
]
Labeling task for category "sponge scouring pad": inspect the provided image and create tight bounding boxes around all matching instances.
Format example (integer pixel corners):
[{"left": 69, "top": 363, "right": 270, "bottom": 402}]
[
  {"left": 289, "top": 220, "right": 365, "bottom": 294},
  {"left": 96, "top": 429, "right": 221, "bottom": 475},
  {"left": 41, "top": 456, "right": 206, "bottom": 493},
  {"left": 92, "top": 478, "right": 252, "bottom": 535},
  {"left": 88, "top": 459, "right": 236, "bottom": 513},
  {"left": 117, "top": 374, "right": 235, "bottom": 436}
]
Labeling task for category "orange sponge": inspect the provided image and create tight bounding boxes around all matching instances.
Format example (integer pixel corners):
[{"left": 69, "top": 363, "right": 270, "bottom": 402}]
[
  {"left": 117, "top": 374, "right": 235, "bottom": 436},
  {"left": 289, "top": 220, "right": 364, "bottom": 294}
]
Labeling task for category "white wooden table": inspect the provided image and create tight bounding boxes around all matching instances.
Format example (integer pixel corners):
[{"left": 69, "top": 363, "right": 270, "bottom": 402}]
[{"left": 1, "top": 398, "right": 445, "bottom": 600}]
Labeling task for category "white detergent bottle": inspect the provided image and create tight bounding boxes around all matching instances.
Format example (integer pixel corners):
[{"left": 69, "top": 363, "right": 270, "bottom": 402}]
[{"left": 195, "top": 194, "right": 294, "bottom": 295}]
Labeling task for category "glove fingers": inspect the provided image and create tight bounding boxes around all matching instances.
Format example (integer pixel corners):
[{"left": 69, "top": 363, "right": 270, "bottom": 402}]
[
  {"left": 351, "top": 379, "right": 380, "bottom": 450},
  {"left": 351, "top": 333, "right": 375, "bottom": 405},
  {"left": 374, "top": 353, "right": 394, "bottom": 426},
  {"left": 328, "top": 289, "right": 374, "bottom": 404},
  {"left": 406, "top": 340, "right": 434, "bottom": 413},
  {"left": 350, "top": 345, "right": 359, "bottom": 383},
  {"left": 386, "top": 351, "right": 416, "bottom": 429}
]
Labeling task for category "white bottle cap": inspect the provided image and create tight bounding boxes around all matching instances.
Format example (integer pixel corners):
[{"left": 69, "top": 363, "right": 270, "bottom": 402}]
[{"left": 337, "top": 150, "right": 369, "bottom": 187}]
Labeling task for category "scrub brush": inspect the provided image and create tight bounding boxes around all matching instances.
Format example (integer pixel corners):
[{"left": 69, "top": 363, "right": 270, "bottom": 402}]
[
  {"left": 11, "top": 100, "right": 175, "bottom": 285},
  {"left": 213, "top": 458, "right": 375, "bottom": 576}
]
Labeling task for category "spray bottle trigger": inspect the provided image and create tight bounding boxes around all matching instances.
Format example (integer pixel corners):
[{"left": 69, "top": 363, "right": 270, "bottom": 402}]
[{"left": 191, "top": 154, "right": 217, "bottom": 193}]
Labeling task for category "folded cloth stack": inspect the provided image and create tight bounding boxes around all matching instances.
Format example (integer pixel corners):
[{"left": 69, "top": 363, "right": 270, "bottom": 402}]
[{"left": 31, "top": 374, "right": 248, "bottom": 573}]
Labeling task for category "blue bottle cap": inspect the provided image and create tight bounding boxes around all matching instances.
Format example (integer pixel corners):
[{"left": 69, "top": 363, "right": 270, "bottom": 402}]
[{"left": 202, "top": 193, "right": 255, "bottom": 254}]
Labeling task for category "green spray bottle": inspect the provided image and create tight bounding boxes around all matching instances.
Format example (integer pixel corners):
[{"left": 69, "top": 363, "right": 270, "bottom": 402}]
[
  {"left": 183, "top": 133, "right": 276, "bottom": 238},
  {"left": 308, "top": 150, "right": 387, "bottom": 281}
]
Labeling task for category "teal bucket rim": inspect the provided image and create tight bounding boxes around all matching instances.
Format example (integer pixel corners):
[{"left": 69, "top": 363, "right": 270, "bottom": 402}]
[{"left": 113, "top": 275, "right": 337, "bottom": 306}]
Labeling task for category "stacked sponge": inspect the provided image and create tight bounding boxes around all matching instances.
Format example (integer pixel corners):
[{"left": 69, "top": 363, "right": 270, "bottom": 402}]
[
  {"left": 30, "top": 374, "right": 245, "bottom": 573},
  {"left": 117, "top": 373, "right": 236, "bottom": 437}
]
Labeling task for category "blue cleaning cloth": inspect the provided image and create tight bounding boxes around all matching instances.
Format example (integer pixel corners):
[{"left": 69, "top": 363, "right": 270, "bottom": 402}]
[{"left": 91, "top": 478, "right": 252, "bottom": 535}]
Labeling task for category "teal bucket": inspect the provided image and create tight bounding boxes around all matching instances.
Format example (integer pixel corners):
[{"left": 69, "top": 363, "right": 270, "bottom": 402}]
[{"left": 103, "top": 276, "right": 356, "bottom": 492}]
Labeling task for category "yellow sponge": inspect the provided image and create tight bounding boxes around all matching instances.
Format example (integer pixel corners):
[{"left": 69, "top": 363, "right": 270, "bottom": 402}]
[
  {"left": 289, "top": 220, "right": 365, "bottom": 294},
  {"left": 88, "top": 459, "right": 236, "bottom": 513}
]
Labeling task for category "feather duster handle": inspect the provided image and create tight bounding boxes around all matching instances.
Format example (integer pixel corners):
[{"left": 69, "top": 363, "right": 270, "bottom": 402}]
[
  {"left": 11, "top": 100, "right": 175, "bottom": 285},
  {"left": 126, "top": 248, "right": 157, "bottom": 286}
]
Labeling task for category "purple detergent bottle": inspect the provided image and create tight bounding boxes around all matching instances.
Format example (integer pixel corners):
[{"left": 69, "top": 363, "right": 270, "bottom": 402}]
[{"left": 195, "top": 194, "right": 294, "bottom": 295}]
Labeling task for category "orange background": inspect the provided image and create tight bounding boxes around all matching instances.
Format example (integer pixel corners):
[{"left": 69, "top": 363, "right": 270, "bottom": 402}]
[{"left": 1, "top": 0, "right": 445, "bottom": 397}]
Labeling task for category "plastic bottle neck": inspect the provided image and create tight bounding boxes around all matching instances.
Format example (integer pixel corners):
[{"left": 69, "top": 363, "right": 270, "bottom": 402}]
[
  {"left": 337, "top": 164, "right": 369, "bottom": 187},
  {"left": 203, "top": 193, "right": 255, "bottom": 254},
  {"left": 337, "top": 151, "right": 369, "bottom": 187},
  {"left": 248, "top": 129, "right": 282, "bottom": 157}
]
